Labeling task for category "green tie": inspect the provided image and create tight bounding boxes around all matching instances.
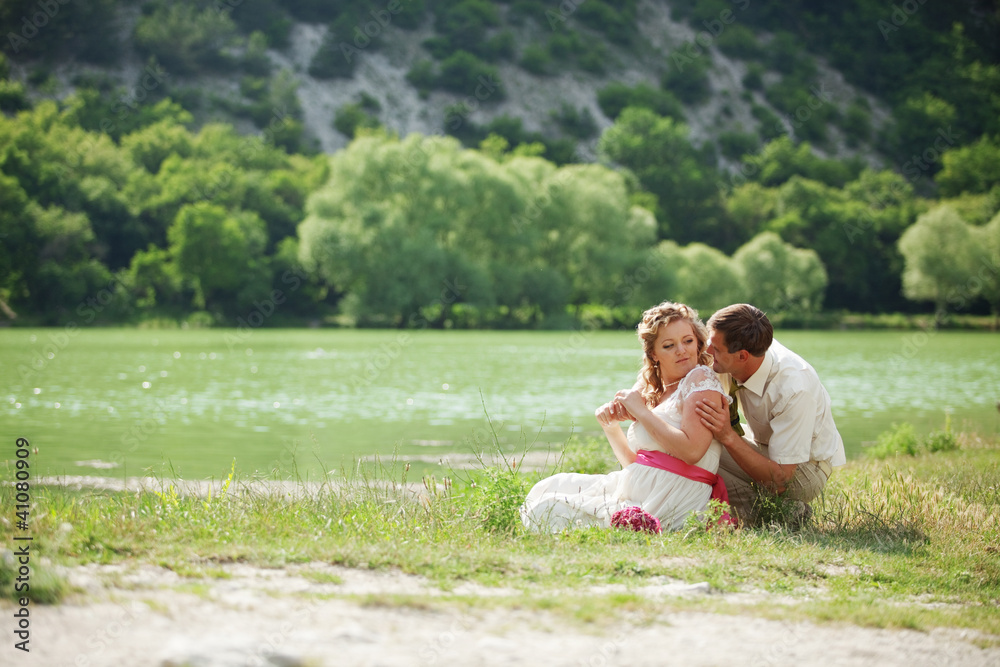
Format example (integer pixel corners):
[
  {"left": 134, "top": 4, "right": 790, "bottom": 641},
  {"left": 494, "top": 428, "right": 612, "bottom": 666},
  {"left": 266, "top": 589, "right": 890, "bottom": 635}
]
[{"left": 728, "top": 381, "right": 746, "bottom": 436}]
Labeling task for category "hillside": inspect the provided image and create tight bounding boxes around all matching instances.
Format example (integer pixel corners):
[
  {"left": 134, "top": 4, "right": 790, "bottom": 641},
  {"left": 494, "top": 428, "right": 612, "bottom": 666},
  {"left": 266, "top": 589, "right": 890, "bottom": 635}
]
[{"left": 5, "top": 0, "right": 897, "bottom": 164}]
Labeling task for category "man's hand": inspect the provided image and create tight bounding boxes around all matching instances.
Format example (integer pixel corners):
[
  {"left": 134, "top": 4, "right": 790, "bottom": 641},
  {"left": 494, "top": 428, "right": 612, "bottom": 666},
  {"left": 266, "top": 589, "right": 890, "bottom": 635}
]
[{"left": 695, "top": 397, "right": 740, "bottom": 447}]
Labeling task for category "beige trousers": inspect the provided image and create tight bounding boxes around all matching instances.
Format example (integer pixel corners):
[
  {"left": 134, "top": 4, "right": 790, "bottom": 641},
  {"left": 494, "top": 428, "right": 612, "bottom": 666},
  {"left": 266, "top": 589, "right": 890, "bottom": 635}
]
[{"left": 718, "top": 439, "right": 833, "bottom": 524}]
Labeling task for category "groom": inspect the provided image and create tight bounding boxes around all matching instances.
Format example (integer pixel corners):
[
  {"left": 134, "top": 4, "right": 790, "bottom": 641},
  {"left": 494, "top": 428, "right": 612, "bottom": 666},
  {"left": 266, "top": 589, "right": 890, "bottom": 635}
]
[{"left": 695, "top": 303, "right": 846, "bottom": 526}]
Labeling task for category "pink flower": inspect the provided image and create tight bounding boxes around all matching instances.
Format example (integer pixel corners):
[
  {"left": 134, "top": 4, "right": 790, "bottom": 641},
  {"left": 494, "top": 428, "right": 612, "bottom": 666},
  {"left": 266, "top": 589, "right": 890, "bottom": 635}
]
[{"left": 610, "top": 506, "right": 662, "bottom": 534}]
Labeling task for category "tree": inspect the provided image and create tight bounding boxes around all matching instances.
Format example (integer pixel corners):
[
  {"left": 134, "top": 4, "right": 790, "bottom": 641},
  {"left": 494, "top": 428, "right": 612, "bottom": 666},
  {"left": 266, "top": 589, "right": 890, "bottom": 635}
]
[
  {"left": 935, "top": 135, "right": 1000, "bottom": 197},
  {"left": 298, "top": 133, "right": 654, "bottom": 326},
  {"left": 168, "top": 203, "right": 268, "bottom": 312},
  {"left": 898, "top": 205, "right": 980, "bottom": 315},
  {"left": 732, "top": 232, "right": 828, "bottom": 315},
  {"left": 676, "top": 243, "right": 745, "bottom": 314},
  {"left": 598, "top": 106, "right": 721, "bottom": 245},
  {"left": 974, "top": 212, "right": 1000, "bottom": 323}
]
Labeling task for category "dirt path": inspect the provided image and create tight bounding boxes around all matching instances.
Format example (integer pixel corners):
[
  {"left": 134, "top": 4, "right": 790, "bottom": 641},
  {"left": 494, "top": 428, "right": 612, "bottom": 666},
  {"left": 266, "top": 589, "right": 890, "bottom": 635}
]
[{"left": 9, "top": 563, "right": 998, "bottom": 667}]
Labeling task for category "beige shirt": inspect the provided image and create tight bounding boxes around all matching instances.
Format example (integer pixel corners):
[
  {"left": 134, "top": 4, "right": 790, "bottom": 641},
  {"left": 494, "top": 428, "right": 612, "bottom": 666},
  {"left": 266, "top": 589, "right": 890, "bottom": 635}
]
[{"left": 737, "top": 340, "right": 846, "bottom": 467}]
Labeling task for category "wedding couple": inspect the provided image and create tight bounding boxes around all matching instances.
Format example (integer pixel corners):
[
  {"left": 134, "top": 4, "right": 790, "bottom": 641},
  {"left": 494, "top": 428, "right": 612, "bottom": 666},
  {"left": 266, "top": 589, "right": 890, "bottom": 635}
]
[{"left": 520, "top": 302, "right": 845, "bottom": 532}]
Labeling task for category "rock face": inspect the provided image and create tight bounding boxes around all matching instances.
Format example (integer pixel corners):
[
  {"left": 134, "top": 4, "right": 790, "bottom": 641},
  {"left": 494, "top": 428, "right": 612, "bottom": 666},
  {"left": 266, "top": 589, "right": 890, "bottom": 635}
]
[{"left": 16, "top": 0, "right": 887, "bottom": 168}]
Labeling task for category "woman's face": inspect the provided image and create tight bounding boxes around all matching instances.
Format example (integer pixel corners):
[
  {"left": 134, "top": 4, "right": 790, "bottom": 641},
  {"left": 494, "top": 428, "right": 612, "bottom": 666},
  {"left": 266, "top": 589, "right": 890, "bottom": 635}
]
[{"left": 650, "top": 319, "right": 699, "bottom": 384}]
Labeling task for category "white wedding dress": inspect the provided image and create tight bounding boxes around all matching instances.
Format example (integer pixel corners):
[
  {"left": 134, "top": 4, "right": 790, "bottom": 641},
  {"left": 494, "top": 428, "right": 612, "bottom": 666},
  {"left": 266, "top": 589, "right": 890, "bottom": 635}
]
[{"left": 520, "top": 365, "right": 730, "bottom": 533}]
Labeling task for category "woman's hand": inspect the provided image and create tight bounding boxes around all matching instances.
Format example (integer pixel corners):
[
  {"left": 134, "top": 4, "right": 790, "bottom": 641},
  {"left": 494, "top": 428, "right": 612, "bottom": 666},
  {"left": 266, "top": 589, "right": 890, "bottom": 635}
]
[
  {"left": 615, "top": 388, "right": 647, "bottom": 417},
  {"left": 595, "top": 399, "right": 633, "bottom": 426}
]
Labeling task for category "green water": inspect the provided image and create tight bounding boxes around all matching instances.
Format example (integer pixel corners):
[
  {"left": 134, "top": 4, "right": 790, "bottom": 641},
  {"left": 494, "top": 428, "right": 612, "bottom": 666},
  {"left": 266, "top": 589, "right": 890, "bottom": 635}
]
[{"left": 2, "top": 328, "right": 999, "bottom": 479}]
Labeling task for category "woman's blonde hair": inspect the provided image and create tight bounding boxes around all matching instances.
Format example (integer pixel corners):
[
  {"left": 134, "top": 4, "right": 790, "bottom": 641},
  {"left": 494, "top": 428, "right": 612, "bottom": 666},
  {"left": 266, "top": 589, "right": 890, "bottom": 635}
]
[{"left": 636, "top": 301, "right": 711, "bottom": 407}]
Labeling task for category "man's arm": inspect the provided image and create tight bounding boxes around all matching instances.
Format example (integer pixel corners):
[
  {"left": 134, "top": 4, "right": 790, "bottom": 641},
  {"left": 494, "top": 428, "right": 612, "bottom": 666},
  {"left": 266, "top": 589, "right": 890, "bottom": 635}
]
[{"left": 694, "top": 399, "right": 798, "bottom": 493}]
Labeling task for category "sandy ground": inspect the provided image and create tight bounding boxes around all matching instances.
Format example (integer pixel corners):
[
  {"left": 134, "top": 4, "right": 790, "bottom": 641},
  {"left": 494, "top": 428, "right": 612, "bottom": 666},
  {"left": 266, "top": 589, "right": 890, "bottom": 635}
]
[{"left": 5, "top": 562, "right": 998, "bottom": 667}]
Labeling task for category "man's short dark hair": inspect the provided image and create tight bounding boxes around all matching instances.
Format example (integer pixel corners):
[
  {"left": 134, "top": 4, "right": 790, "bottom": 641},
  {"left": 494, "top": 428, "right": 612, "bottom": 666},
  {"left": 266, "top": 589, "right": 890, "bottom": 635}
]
[{"left": 708, "top": 304, "right": 773, "bottom": 357}]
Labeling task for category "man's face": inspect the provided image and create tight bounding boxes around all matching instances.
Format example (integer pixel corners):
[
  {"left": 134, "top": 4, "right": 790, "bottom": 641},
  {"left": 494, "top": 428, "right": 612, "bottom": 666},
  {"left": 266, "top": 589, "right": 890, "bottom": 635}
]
[{"left": 707, "top": 329, "right": 740, "bottom": 375}]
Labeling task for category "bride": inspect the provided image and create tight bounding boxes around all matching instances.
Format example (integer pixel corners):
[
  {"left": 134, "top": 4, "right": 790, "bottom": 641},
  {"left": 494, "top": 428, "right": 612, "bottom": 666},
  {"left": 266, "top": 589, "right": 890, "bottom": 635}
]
[{"left": 520, "top": 301, "right": 734, "bottom": 532}]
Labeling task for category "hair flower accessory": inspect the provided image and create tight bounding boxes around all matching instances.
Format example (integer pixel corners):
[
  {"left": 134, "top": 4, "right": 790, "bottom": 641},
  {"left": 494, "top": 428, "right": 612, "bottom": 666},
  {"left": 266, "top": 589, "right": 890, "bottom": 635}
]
[{"left": 611, "top": 506, "right": 662, "bottom": 534}]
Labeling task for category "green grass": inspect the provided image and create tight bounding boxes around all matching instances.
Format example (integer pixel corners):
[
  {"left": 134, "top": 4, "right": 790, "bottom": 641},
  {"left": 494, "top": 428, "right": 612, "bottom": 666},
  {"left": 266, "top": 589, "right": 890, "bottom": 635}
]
[{"left": 2, "top": 432, "right": 999, "bottom": 639}]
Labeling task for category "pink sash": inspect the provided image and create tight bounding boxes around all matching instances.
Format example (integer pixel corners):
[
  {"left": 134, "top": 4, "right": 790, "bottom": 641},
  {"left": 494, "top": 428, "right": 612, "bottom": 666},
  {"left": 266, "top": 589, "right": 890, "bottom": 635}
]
[{"left": 635, "top": 449, "right": 736, "bottom": 526}]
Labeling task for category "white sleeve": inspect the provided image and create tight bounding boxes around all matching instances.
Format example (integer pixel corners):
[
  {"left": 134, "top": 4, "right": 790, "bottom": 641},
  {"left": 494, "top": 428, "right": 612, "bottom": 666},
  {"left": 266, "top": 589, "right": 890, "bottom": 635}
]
[{"left": 680, "top": 366, "right": 732, "bottom": 404}]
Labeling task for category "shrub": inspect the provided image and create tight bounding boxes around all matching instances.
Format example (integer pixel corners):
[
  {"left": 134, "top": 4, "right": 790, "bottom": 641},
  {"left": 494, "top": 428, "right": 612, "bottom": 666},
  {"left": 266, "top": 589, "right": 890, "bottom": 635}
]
[
  {"left": 752, "top": 104, "right": 784, "bottom": 139},
  {"left": 434, "top": 0, "right": 501, "bottom": 59},
  {"left": 718, "top": 130, "right": 759, "bottom": 160},
  {"left": 333, "top": 103, "right": 380, "bottom": 138},
  {"left": 742, "top": 63, "right": 764, "bottom": 91},
  {"left": 662, "top": 48, "right": 712, "bottom": 105},
  {"left": 406, "top": 60, "right": 437, "bottom": 96},
  {"left": 229, "top": 0, "right": 292, "bottom": 49},
  {"left": 520, "top": 44, "right": 551, "bottom": 75},
  {"left": 841, "top": 102, "right": 873, "bottom": 147},
  {"left": 578, "top": 44, "right": 610, "bottom": 74},
  {"left": 717, "top": 24, "right": 764, "bottom": 60},
  {"left": 866, "top": 421, "right": 959, "bottom": 459},
  {"left": 0, "top": 79, "right": 28, "bottom": 113},
  {"left": 436, "top": 51, "right": 504, "bottom": 100},
  {"left": 551, "top": 103, "right": 598, "bottom": 139},
  {"left": 597, "top": 82, "right": 685, "bottom": 120},
  {"left": 867, "top": 423, "right": 921, "bottom": 458},
  {"left": 133, "top": 4, "right": 238, "bottom": 75},
  {"left": 924, "top": 430, "right": 959, "bottom": 453},
  {"left": 308, "top": 29, "right": 357, "bottom": 79},
  {"left": 487, "top": 30, "right": 516, "bottom": 60},
  {"left": 241, "top": 31, "right": 273, "bottom": 77}
]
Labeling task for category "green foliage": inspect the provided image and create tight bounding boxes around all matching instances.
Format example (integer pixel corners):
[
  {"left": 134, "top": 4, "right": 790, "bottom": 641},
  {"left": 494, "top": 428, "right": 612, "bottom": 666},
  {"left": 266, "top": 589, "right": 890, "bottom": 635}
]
[
  {"left": 717, "top": 130, "right": 759, "bottom": 161},
  {"left": 550, "top": 104, "right": 597, "bottom": 140},
  {"left": 898, "top": 205, "right": 981, "bottom": 313},
  {"left": 888, "top": 93, "right": 957, "bottom": 165},
  {"left": 0, "top": 0, "right": 121, "bottom": 64},
  {"left": 841, "top": 101, "right": 873, "bottom": 148},
  {"left": 0, "top": 553, "right": 67, "bottom": 604},
  {"left": 662, "top": 48, "right": 712, "bottom": 105},
  {"left": 430, "top": 0, "right": 501, "bottom": 61},
  {"left": 741, "top": 137, "right": 859, "bottom": 189},
  {"left": 724, "top": 166, "right": 920, "bottom": 312},
  {"left": 519, "top": 44, "right": 551, "bottom": 75},
  {"left": 555, "top": 437, "right": 619, "bottom": 475},
  {"left": 867, "top": 421, "right": 958, "bottom": 459},
  {"left": 436, "top": 51, "right": 503, "bottom": 99},
  {"left": 936, "top": 135, "right": 1000, "bottom": 197},
  {"left": 732, "top": 231, "right": 828, "bottom": 314},
  {"left": 596, "top": 83, "right": 685, "bottom": 121},
  {"left": 868, "top": 423, "right": 921, "bottom": 458},
  {"left": 742, "top": 64, "right": 764, "bottom": 91},
  {"left": 333, "top": 103, "right": 380, "bottom": 138},
  {"left": 461, "top": 463, "right": 530, "bottom": 535},
  {"left": 168, "top": 202, "right": 268, "bottom": 309},
  {"left": 309, "top": 27, "right": 360, "bottom": 79},
  {"left": 0, "top": 78, "right": 27, "bottom": 113},
  {"left": 133, "top": 3, "right": 238, "bottom": 75},
  {"left": 574, "top": 0, "right": 637, "bottom": 46},
  {"left": 406, "top": 59, "right": 437, "bottom": 96},
  {"left": 716, "top": 24, "right": 764, "bottom": 61},
  {"left": 298, "top": 133, "right": 655, "bottom": 326},
  {"left": 229, "top": 0, "right": 293, "bottom": 49},
  {"left": 598, "top": 107, "right": 721, "bottom": 244},
  {"left": 242, "top": 31, "right": 274, "bottom": 76}
]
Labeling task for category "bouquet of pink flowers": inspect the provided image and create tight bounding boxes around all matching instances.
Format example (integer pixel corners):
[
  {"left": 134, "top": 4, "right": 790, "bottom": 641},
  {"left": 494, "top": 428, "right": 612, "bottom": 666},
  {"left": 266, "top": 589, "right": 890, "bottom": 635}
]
[{"left": 610, "top": 506, "right": 662, "bottom": 534}]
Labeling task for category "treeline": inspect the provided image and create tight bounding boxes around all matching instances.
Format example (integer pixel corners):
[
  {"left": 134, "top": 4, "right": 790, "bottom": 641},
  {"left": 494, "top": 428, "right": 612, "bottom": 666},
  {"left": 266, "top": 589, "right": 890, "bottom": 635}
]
[
  {"left": 2, "top": 85, "right": 998, "bottom": 327},
  {"left": 0, "top": 88, "right": 329, "bottom": 325}
]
